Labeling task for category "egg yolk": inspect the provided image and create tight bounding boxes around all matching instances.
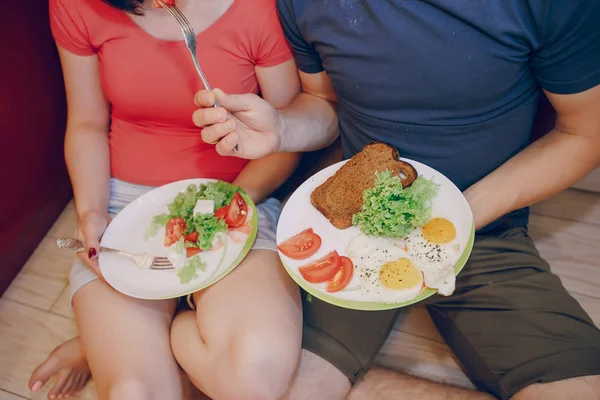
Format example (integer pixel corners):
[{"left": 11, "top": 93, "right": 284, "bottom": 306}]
[
  {"left": 380, "top": 258, "right": 422, "bottom": 290},
  {"left": 422, "top": 218, "right": 456, "bottom": 244}
]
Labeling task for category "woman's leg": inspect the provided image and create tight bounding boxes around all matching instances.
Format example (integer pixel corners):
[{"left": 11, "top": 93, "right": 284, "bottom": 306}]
[
  {"left": 73, "top": 279, "right": 182, "bottom": 400},
  {"left": 171, "top": 250, "right": 302, "bottom": 400}
]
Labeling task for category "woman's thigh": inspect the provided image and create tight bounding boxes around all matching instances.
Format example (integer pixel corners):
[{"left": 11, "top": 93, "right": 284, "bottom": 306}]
[
  {"left": 172, "top": 249, "right": 302, "bottom": 398},
  {"left": 73, "top": 279, "right": 182, "bottom": 400}
]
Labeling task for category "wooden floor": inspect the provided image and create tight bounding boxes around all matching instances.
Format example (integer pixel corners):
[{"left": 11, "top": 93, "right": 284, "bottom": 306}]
[{"left": 1, "top": 189, "right": 599, "bottom": 399}]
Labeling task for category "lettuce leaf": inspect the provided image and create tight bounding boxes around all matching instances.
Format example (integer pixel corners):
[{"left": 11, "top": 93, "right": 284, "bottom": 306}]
[
  {"left": 352, "top": 171, "right": 439, "bottom": 238},
  {"left": 177, "top": 255, "right": 206, "bottom": 284}
]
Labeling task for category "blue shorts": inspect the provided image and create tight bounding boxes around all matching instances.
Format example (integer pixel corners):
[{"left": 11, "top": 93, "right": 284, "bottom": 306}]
[{"left": 69, "top": 178, "right": 281, "bottom": 304}]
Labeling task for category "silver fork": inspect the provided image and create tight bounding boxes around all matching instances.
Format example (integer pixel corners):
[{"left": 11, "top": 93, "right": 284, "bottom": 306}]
[
  {"left": 56, "top": 238, "right": 174, "bottom": 270},
  {"left": 156, "top": 0, "right": 219, "bottom": 106}
]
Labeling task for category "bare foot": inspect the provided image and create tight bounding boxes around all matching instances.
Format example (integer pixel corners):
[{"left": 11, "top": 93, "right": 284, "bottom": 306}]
[{"left": 29, "top": 337, "right": 91, "bottom": 399}]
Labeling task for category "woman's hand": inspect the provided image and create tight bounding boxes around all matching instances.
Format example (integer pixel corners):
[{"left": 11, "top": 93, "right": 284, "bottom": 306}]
[{"left": 76, "top": 210, "right": 111, "bottom": 277}]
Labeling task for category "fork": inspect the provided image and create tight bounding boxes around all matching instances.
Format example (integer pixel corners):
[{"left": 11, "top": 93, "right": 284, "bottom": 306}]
[
  {"left": 156, "top": 0, "right": 219, "bottom": 107},
  {"left": 56, "top": 238, "right": 174, "bottom": 270}
]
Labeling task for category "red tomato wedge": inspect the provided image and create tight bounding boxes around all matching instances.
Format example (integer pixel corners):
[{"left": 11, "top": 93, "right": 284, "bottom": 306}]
[
  {"left": 278, "top": 228, "right": 322, "bottom": 260},
  {"left": 214, "top": 205, "right": 229, "bottom": 221},
  {"left": 326, "top": 256, "right": 354, "bottom": 293},
  {"left": 298, "top": 251, "right": 341, "bottom": 283},
  {"left": 152, "top": 0, "right": 175, "bottom": 8},
  {"left": 164, "top": 218, "right": 187, "bottom": 246},
  {"left": 184, "top": 231, "right": 198, "bottom": 243},
  {"left": 225, "top": 192, "right": 248, "bottom": 228},
  {"left": 229, "top": 223, "right": 253, "bottom": 235},
  {"left": 186, "top": 247, "right": 202, "bottom": 257}
]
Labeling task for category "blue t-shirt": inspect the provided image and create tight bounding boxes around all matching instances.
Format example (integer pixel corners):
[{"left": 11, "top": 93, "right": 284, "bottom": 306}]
[{"left": 276, "top": 0, "right": 600, "bottom": 230}]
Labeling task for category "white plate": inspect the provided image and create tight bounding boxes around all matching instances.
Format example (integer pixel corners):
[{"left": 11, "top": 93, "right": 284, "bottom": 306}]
[
  {"left": 99, "top": 179, "right": 257, "bottom": 300},
  {"left": 277, "top": 159, "right": 474, "bottom": 311}
]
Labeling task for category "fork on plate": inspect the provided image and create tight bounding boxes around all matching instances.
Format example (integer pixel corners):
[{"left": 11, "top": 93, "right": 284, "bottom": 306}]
[
  {"left": 156, "top": 0, "right": 218, "bottom": 105},
  {"left": 56, "top": 238, "right": 174, "bottom": 270}
]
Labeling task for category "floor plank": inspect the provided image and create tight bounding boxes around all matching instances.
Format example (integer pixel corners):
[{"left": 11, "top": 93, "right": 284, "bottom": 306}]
[
  {"left": 376, "top": 330, "right": 474, "bottom": 390},
  {"left": 46, "top": 201, "right": 77, "bottom": 240},
  {"left": 3, "top": 238, "right": 74, "bottom": 310},
  {"left": 531, "top": 189, "right": 600, "bottom": 226},
  {"left": 529, "top": 214, "right": 600, "bottom": 299},
  {"left": 0, "top": 299, "right": 97, "bottom": 400},
  {"left": 50, "top": 286, "right": 73, "bottom": 320},
  {"left": 0, "top": 390, "right": 29, "bottom": 400}
]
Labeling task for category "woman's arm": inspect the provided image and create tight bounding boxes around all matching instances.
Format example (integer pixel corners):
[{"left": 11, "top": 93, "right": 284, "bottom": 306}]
[
  {"left": 232, "top": 59, "right": 302, "bottom": 203},
  {"left": 465, "top": 85, "right": 600, "bottom": 229},
  {"left": 58, "top": 46, "right": 111, "bottom": 220}
]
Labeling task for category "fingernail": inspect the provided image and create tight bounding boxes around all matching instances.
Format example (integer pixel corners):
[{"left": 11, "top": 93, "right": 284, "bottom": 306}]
[
  {"left": 31, "top": 381, "right": 42, "bottom": 392},
  {"left": 88, "top": 247, "right": 97, "bottom": 259},
  {"left": 50, "top": 395, "right": 56, "bottom": 399}
]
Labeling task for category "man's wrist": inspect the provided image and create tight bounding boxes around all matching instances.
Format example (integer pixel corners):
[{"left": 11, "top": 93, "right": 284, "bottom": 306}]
[{"left": 275, "top": 110, "right": 291, "bottom": 153}]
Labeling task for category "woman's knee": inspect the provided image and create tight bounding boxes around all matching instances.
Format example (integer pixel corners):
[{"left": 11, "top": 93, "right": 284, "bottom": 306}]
[{"left": 223, "top": 331, "right": 301, "bottom": 400}]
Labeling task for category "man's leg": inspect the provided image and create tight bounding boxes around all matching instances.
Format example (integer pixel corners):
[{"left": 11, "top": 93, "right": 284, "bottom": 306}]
[
  {"left": 285, "top": 226, "right": 600, "bottom": 400},
  {"left": 425, "top": 226, "right": 600, "bottom": 399}
]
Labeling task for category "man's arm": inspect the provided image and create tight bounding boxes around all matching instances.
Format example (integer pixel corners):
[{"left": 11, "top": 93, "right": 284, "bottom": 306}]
[
  {"left": 278, "top": 71, "right": 339, "bottom": 152},
  {"left": 193, "top": 70, "right": 339, "bottom": 158},
  {"left": 464, "top": 84, "right": 600, "bottom": 230}
]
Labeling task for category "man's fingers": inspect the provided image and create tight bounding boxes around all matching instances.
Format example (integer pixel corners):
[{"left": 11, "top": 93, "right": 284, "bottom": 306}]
[
  {"left": 194, "top": 90, "right": 216, "bottom": 107},
  {"left": 192, "top": 105, "right": 228, "bottom": 128},
  {"left": 213, "top": 89, "right": 253, "bottom": 113},
  {"left": 201, "top": 119, "right": 237, "bottom": 145},
  {"left": 214, "top": 132, "right": 240, "bottom": 156}
]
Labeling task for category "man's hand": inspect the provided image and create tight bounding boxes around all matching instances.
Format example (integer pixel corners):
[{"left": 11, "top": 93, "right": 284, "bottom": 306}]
[{"left": 193, "top": 89, "right": 284, "bottom": 159}]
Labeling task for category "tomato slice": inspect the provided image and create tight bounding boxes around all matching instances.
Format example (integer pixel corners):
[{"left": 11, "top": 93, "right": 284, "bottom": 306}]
[
  {"left": 214, "top": 205, "right": 229, "bottom": 221},
  {"left": 225, "top": 192, "right": 248, "bottom": 228},
  {"left": 152, "top": 0, "right": 175, "bottom": 8},
  {"left": 186, "top": 247, "right": 202, "bottom": 257},
  {"left": 326, "top": 256, "right": 354, "bottom": 293},
  {"left": 164, "top": 218, "right": 187, "bottom": 246},
  {"left": 184, "top": 231, "right": 198, "bottom": 243},
  {"left": 298, "top": 251, "right": 341, "bottom": 283},
  {"left": 278, "top": 228, "right": 322, "bottom": 260}
]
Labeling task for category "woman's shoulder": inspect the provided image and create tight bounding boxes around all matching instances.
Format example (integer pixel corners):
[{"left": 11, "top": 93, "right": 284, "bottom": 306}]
[{"left": 49, "top": 0, "right": 126, "bottom": 55}]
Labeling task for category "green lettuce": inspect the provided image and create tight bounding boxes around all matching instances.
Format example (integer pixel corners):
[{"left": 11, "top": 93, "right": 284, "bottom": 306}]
[
  {"left": 352, "top": 171, "right": 439, "bottom": 238},
  {"left": 177, "top": 255, "right": 207, "bottom": 284},
  {"left": 145, "top": 182, "right": 240, "bottom": 248}
]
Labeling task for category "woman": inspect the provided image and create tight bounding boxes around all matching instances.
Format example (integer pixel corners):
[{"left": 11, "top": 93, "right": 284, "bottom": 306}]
[{"left": 29, "top": 0, "right": 302, "bottom": 398}]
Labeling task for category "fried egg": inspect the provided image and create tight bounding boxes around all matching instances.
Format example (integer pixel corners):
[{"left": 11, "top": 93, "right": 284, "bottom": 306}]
[
  {"left": 347, "top": 234, "right": 424, "bottom": 304},
  {"left": 406, "top": 217, "right": 460, "bottom": 296}
]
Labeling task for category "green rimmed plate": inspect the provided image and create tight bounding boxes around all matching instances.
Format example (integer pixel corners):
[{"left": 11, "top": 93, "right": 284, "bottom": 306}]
[
  {"left": 99, "top": 179, "right": 258, "bottom": 300},
  {"left": 277, "top": 159, "right": 474, "bottom": 311}
]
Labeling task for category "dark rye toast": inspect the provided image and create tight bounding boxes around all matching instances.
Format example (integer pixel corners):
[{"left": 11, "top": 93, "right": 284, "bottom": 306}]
[{"left": 310, "top": 142, "right": 418, "bottom": 229}]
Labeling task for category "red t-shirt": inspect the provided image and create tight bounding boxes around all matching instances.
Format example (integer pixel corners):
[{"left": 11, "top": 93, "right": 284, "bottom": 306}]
[{"left": 49, "top": 0, "right": 292, "bottom": 186}]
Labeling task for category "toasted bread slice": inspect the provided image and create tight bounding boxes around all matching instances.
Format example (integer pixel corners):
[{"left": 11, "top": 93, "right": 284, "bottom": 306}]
[{"left": 310, "top": 142, "right": 418, "bottom": 229}]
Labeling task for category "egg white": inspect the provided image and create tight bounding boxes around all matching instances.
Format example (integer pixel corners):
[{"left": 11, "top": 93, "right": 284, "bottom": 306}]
[
  {"left": 405, "top": 228, "right": 460, "bottom": 296},
  {"left": 347, "top": 234, "right": 424, "bottom": 304}
]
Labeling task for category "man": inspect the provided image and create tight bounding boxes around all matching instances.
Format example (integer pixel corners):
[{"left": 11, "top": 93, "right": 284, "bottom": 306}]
[{"left": 193, "top": 0, "right": 600, "bottom": 399}]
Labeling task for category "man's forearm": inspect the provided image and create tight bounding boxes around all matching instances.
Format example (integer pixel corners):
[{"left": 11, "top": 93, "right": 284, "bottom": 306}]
[
  {"left": 465, "top": 128, "right": 600, "bottom": 229},
  {"left": 278, "top": 92, "right": 339, "bottom": 153}
]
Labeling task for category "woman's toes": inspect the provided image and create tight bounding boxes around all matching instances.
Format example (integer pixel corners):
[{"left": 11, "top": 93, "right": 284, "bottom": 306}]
[{"left": 47, "top": 369, "right": 70, "bottom": 400}]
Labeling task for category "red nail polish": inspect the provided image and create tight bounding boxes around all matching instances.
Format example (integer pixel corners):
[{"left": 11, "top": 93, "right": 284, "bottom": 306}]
[{"left": 88, "top": 248, "right": 97, "bottom": 258}]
